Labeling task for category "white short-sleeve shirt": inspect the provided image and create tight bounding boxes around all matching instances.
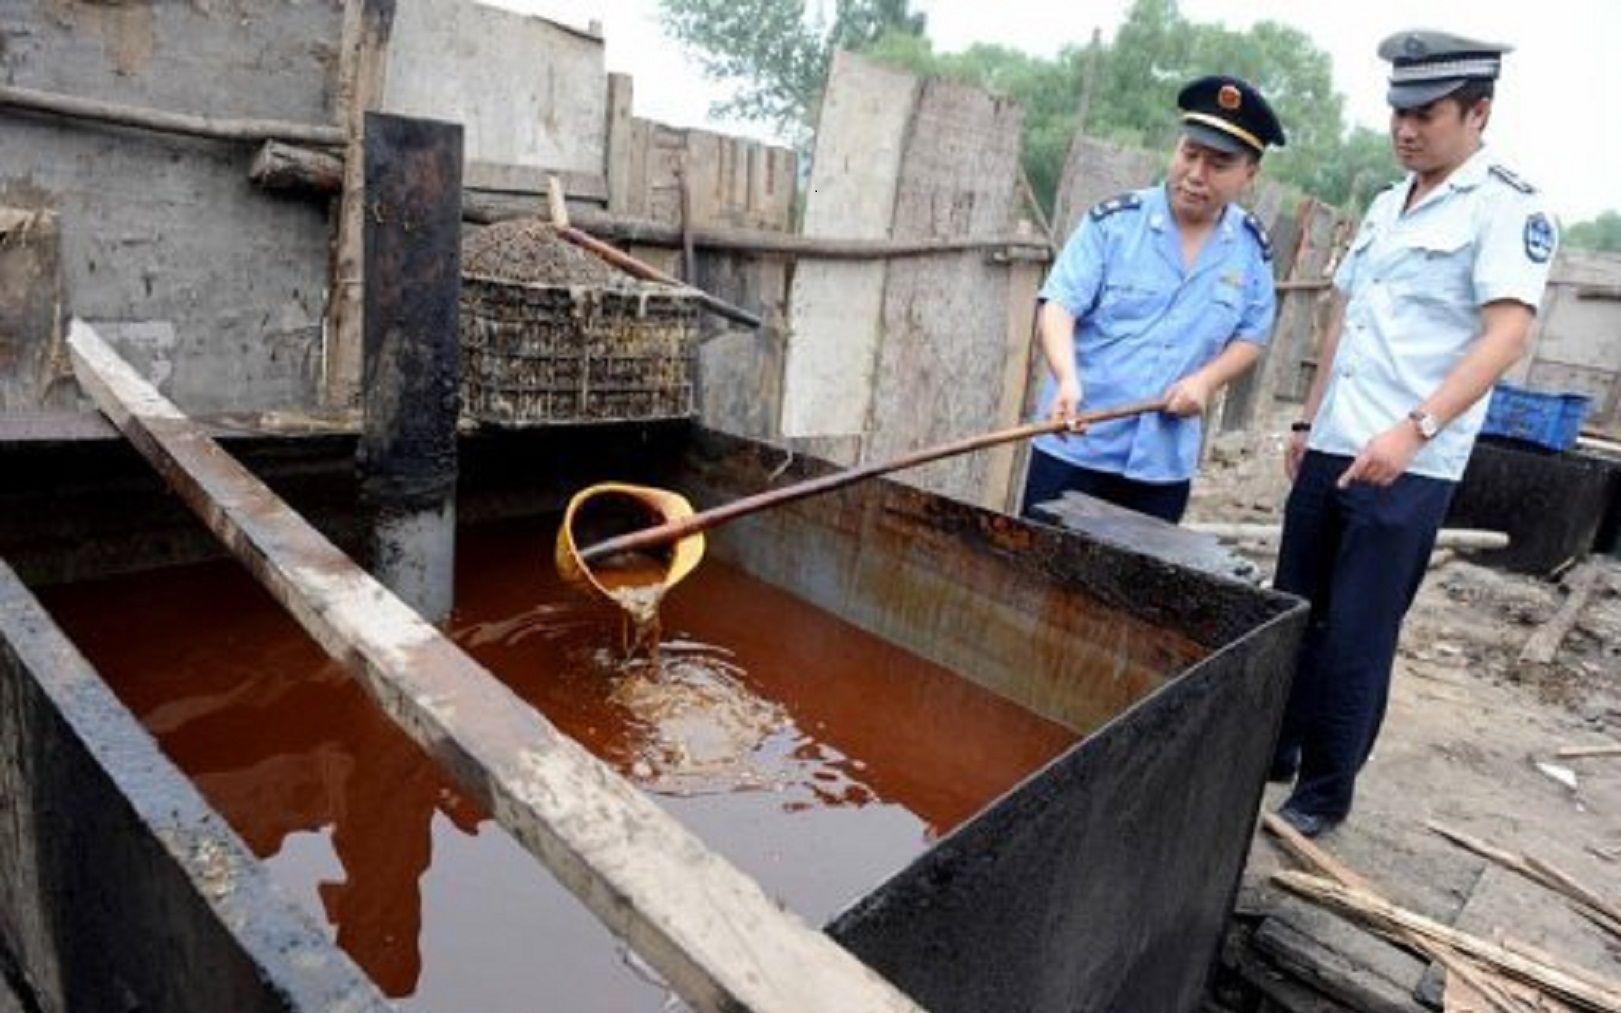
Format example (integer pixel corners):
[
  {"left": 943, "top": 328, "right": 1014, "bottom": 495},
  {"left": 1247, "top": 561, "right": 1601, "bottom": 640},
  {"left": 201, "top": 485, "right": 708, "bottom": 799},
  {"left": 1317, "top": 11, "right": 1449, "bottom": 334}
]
[{"left": 1310, "top": 146, "right": 1557, "bottom": 480}]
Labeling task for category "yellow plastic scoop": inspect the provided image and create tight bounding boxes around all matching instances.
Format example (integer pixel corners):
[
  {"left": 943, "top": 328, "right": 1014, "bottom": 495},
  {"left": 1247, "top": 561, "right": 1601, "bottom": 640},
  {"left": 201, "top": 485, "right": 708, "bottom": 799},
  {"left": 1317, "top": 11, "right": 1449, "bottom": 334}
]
[{"left": 556, "top": 482, "right": 707, "bottom": 614}]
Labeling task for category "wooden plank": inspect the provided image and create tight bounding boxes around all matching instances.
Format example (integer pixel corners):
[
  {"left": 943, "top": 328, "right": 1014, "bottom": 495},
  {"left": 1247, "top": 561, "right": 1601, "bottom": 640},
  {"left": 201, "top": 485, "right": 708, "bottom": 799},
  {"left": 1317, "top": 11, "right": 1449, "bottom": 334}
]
[
  {"left": 463, "top": 160, "right": 608, "bottom": 201},
  {"left": 64, "top": 320, "right": 922, "bottom": 1013},
  {"left": 1253, "top": 901, "right": 1429, "bottom": 1013},
  {"left": 1420, "top": 864, "right": 1621, "bottom": 1010},
  {"left": 605, "top": 72, "right": 634, "bottom": 213},
  {"left": 781, "top": 51, "right": 919, "bottom": 439},
  {"left": 1519, "top": 562, "right": 1602, "bottom": 664},
  {"left": 1228, "top": 927, "right": 1365, "bottom": 1012},
  {"left": 382, "top": 0, "right": 606, "bottom": 177},
  {"left": 0, "top": 207, "right": 69, "bottom": 413},
  {"left": 1194, "top": 524, "right": 1509, "bottom": 551},
  {"left": 983, "top": 259, "right": 1042, "bottom": 509},
  {"left": 1273, "top": 872, "right": 1621, "bottom": 1012},
  {"left": 863, "top": 75, "right": 1026, "bottom": 504},
  {"left": 325, "top": 0, "right": 392, "bottom": 410},
  {"left": 1556, "top": 744, "right": 1621, "bottom": 758},
  {"left": 464, "top": 195, "right": 1049, "bottom": 258}
]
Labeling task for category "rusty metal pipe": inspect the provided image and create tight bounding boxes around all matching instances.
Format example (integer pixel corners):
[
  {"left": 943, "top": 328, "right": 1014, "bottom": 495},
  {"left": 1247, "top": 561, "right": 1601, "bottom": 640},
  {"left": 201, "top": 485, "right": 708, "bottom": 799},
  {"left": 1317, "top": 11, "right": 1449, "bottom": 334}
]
[{"left": 576, "top": 398, "right": 1171, "bottom": 565}]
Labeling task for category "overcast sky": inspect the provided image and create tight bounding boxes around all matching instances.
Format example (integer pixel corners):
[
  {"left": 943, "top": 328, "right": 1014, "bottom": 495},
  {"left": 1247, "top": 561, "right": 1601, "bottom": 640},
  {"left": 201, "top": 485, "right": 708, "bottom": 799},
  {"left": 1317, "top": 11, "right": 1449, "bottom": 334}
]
[{"left": 492, "top": 0, "right": 1618, "bottom": 222}]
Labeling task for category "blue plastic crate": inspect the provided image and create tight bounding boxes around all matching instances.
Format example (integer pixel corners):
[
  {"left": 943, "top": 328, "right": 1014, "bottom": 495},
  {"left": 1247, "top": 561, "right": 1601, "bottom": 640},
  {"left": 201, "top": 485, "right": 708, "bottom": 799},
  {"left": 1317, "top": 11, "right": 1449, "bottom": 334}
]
[{"left": 1480, "top": 382, "right": 1592, "bottom": 452}]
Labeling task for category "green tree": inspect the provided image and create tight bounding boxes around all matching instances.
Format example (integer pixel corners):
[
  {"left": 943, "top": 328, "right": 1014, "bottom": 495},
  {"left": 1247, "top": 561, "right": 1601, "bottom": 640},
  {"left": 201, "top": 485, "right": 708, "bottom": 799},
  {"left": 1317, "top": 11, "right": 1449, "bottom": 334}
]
[
  {"left": 658, "top": 0, "right": 925, "bottom": 142},
  {"left": 862, "top": 31, "right": 1085, "bottom": 214},
  {"left": 1564, "top": 211, "right": 1621, "bottom": 253},
  {"left": 660, "top": 0, "right": 1402, "bottom": 212}
]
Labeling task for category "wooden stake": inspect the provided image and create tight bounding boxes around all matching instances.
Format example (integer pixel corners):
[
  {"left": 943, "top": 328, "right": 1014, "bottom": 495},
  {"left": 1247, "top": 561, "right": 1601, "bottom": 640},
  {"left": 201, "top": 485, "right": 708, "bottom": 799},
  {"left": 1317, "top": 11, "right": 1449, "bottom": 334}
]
[
  {"left": 1556, "top": 744, "right": 1621, "bottom": 759},
  {"left": 1520, "top": 562, "right": 1602, "bottom": 665},
  {"left": 325, "top": 0, "right": 393, "bottom": 409}
]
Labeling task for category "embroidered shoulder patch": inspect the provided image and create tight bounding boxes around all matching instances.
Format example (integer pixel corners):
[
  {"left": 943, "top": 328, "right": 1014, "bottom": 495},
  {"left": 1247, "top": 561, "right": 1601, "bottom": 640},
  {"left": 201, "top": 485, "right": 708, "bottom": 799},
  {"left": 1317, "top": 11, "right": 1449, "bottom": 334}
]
[
  {"left": 1523, "top": 212, "right": 1556, "bottom": 263},
  {"left": 1243, "top": 212, "right": 1273, "bottom": 262},
  {"left": 1089, "top": 192, "right": 1142, "bottom": 221},
  {"left": 1489, "top": 164, "right": 1536, "bottom": 194}
]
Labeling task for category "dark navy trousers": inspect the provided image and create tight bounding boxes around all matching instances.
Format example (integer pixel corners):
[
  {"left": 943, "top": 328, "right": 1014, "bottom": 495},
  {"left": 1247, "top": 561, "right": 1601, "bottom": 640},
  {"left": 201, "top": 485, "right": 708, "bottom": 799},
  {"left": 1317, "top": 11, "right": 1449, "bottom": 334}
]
[
  {"left": 1271, "top": 451, "right": 1456, "bottom": 820},
  {"left": 1021, "top": 449, "right": 1192, "bottom": 524}
]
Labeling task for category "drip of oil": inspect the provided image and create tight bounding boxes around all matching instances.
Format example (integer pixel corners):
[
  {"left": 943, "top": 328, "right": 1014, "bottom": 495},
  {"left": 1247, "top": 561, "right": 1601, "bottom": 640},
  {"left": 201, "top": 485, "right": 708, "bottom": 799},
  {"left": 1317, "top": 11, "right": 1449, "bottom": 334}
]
[{"left": 588, "top": 550, "right": 669, "bottom": 659}]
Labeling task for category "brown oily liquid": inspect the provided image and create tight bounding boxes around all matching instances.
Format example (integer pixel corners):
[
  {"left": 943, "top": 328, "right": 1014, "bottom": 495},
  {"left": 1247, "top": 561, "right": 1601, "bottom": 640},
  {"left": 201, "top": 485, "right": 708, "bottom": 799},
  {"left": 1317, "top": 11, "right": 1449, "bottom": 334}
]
[{"left": 41, "top": 519, "right": 1079, "bottom": 1010}]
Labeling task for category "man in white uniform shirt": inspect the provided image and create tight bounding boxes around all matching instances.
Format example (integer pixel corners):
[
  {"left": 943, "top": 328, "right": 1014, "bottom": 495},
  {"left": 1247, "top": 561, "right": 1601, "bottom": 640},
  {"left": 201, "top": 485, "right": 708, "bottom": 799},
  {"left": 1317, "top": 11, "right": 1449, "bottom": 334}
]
[{"left": 1270, "top": 30, "right": 1557, "bottom": 837}]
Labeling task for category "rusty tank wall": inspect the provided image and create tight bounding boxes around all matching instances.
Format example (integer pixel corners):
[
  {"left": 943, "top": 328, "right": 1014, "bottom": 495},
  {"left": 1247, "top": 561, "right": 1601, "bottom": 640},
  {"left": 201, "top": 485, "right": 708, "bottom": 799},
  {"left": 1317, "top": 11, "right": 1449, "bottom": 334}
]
[
  {"left": 662, "top": 430, "right": 1307, "bottom": 1012},
  {"left": 1, "top": 421, "right": 1305, "bottom": 1012},
  {"left": 0, "top": 559, "right": 391, "bottom": 1013}
]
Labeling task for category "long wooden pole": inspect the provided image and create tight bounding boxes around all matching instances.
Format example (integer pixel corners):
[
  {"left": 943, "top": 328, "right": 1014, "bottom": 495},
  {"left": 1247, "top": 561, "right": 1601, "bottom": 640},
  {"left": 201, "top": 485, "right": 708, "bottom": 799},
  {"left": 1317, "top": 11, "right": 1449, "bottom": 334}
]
[
  {"left": 578, "top": 398, "right": 1170, "bottom": 564},
  {"left": 0, "top": 83, "right": 344, "bottom": 146},
  {"left": 546, "top": 178, "right": 763, "bottom": 329}
]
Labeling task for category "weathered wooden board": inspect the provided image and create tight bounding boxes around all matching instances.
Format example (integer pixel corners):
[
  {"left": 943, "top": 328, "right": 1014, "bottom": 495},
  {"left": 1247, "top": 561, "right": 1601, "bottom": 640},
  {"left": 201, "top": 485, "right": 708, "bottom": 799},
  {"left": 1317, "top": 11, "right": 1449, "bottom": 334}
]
[
  {"left": 863, "top": 76, "right": 1026, "bottom": 505},
  {"left": 781, "top": 51, "right": 919, "bottom": 440}
]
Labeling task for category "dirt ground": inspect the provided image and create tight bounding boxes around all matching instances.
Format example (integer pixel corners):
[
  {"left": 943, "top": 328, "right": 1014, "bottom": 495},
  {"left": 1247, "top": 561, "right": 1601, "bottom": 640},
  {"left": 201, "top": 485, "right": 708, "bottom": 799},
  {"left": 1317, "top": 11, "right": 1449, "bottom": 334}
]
[{"left": 1188, "top": 416, "right": 1621, "bottom": 1007}]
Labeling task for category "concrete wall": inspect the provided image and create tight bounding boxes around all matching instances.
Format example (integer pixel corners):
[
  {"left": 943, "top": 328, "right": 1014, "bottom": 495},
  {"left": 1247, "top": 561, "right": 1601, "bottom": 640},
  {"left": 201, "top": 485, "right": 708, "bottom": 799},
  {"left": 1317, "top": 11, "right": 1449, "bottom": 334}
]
[
  {"left": 0, "top": 0, "right": 342, "bottom": 416},
  {"left": 384, "top": 0, "right": 607, "bottom": 182}
]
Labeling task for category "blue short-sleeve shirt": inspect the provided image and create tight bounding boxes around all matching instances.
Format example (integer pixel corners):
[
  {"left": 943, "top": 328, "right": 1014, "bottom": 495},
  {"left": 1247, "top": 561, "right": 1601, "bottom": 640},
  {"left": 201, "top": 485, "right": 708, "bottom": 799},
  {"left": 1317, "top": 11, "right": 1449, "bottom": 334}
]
[
  {"left": 1032, "top": 184, "right": 1277, "bottom": 483},
  {"left": 1313, "top": 147, "right": 1557, "bottom": 481}
]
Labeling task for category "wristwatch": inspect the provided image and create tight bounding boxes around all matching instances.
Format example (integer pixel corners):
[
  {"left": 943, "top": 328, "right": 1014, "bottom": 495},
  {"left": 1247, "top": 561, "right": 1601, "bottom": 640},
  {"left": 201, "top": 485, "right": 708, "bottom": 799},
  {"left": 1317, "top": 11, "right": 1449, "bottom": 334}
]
[{"left": 1408, "top": 409, "right": 1440, "bottom": 440}]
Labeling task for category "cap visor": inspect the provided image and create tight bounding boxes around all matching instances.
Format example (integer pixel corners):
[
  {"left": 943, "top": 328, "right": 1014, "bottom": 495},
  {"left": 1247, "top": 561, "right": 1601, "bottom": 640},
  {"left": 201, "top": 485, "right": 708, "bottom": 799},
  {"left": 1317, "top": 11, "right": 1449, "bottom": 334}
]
[
  {"left": 1180, "top": 123, "right": 1252, "bottom": 156},
  {"left": 1387, "top": 78, "right": 1466, "bottom": 110}
]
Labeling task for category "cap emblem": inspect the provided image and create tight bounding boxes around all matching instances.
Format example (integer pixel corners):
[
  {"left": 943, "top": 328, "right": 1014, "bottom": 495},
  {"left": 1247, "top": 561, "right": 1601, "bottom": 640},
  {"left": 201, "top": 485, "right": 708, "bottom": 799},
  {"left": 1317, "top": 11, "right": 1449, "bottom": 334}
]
[{"left": 1217, "top": 84, "right": 1242, "bottom": 110}]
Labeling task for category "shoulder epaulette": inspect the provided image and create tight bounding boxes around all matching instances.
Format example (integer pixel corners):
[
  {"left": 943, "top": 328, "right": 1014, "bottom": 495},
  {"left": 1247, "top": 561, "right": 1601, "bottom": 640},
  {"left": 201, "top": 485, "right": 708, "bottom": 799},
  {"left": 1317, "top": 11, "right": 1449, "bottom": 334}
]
[
  {"left": 1089, "top": 192, "right": 1142, "bottom": 221},
  {"left": 1243, "top": 211, "right": 1273, "bottom": 262},
  {"left": 1489, "top": 164, "right": 1536, "bottom": 194}
]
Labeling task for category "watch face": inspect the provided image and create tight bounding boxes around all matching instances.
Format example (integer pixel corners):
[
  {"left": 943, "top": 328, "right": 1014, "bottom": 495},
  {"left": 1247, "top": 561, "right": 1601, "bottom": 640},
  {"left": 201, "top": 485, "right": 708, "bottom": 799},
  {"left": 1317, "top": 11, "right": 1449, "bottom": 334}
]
[{"left": 1413, "top": 412, "right": 1438, "bottom": 438}]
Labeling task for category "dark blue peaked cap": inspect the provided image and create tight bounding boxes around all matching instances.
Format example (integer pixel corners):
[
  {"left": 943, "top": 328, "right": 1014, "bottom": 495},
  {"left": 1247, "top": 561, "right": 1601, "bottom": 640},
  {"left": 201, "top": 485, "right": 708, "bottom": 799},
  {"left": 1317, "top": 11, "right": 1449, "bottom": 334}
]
[
  {"left": 1379, "top": 30, "right": 1511, "bottom": 109},
  {"left": 1176, "top": 75, "right": 1286, "bottom": 158}
]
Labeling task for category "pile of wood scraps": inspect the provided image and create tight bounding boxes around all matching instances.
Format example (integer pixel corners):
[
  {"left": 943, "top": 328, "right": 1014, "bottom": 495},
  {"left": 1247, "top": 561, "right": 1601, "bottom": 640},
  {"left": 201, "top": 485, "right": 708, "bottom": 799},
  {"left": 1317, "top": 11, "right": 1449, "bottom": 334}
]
[{"left": 1261, "top": 815, "right": 1621, "bottom": 1013}]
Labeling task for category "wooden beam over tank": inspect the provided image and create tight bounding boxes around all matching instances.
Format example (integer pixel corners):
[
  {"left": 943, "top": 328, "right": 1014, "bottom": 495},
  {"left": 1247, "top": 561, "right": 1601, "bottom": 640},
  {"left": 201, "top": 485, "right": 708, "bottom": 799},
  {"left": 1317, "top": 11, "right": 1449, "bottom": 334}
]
[{"left": 64, "top": 319, "right": 922, "bottom": 1013}]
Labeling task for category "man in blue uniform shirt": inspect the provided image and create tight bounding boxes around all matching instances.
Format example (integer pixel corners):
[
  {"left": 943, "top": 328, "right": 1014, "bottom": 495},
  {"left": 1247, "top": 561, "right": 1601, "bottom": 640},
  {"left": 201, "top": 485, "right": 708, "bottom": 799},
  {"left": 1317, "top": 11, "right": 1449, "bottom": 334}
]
[
  {"left": 1022, "top": 75, "right": 1284, "bottom": 524},
  {"left": 1271, "top": 31, "right": 1558, "bottom": 837}
]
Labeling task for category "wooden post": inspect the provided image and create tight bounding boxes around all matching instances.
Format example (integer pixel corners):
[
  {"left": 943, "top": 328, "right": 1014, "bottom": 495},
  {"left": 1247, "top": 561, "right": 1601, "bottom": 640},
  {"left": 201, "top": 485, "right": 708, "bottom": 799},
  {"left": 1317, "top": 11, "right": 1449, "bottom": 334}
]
[
  {"left": 326, "top": 0, "right": 394, "bottom": 410},
  {"left": 360, "top": 112, "right": 462, "bottom": 623},
  {"left": 606, "top": 73, "right": 636, "bottom": 215},
  {"left": 986, "top": 258, "right": 1044, "bottom": 511},
  {"left": 250, "top": 140, "right": 344, "bottom": 192}
]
